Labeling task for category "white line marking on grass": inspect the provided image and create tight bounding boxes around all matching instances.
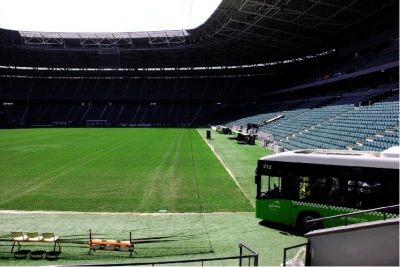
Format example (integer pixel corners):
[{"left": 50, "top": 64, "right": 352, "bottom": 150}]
[
  {"left": 196, "top": 129, "right": 254, "bottom": 207},
  {"left": 0, "top": 210, "right": 252, "bottom": 216}
]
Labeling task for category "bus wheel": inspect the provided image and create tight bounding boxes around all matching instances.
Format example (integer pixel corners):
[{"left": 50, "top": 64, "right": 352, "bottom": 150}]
[{"left": 298, "top": 212, "right": 321, "bottom": 232}]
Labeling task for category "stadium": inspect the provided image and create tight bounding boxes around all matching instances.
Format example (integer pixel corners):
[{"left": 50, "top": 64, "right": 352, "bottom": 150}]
[{"left": 0, "top": 0, "right": 399, "bottom": 266}]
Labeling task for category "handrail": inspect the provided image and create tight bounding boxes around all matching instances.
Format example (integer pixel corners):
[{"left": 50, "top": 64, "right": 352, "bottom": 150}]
[
  {"left": 54, "top": 242, "right": 258, "bottom": 267},
  {"left": 239, "top": 242, "right": 259, "bottom": 267},
  {"left": 306, "top": 204, "right": 399, "bottom": 226}
]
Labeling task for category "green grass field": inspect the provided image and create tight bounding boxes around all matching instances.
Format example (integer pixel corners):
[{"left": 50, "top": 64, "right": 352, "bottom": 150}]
[
  {"left": 0, "top": 128, "right": 253, "bottom": 213},
  {"left": 0, "top": 128, "right": 306, "bottom": 266}
]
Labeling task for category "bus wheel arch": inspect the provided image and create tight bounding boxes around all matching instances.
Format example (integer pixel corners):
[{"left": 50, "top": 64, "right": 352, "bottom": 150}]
[{"left": 296, "top": 211, "right": 322, "bottom": 231}]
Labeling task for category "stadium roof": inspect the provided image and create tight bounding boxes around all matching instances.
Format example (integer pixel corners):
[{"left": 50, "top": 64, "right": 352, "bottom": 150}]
[
  {"left": 0, "top": 0, "right": 221, "bottom": 33},
  {"left": 0, "top": 0, "right": 398, "bottom": 71}
]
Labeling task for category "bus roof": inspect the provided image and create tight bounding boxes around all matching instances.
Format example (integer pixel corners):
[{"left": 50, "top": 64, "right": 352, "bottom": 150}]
[
  {"left": 380, "top": 146, "right": 400, "bottom": 158},
  {"left": 258, "top": 146, "right": 400, "bottom": 170}
]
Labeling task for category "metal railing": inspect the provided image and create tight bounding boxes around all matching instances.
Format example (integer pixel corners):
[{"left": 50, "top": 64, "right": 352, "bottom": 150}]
[
  {"left": 55, "top": 242, "right": 258, "bottom": 267},
  {"left": 306, "top": 204, "right": 399, "bottom": 227}
]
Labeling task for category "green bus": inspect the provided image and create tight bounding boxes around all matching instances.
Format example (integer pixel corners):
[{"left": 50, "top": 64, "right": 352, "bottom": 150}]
[{"left": 255, "top": 146, "right": 399, "bottom": 231}]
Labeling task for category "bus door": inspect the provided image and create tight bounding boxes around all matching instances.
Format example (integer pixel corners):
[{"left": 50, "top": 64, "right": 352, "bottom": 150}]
[
  {"left": 256, "top": 175, "right": 292, "bottom": 226},
  {"left": 291, "top": 175, "right": 333, "bottom": 228}
]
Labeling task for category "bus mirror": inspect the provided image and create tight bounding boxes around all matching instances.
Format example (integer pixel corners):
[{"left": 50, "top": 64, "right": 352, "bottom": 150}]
[{"left": 255, "top": 175, "right": 261, "bottom": 184}]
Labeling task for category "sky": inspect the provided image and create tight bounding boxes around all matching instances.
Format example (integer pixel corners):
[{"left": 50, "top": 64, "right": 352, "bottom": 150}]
[{"left": 0, "top": 0, "right": 222, "bottom": 32}]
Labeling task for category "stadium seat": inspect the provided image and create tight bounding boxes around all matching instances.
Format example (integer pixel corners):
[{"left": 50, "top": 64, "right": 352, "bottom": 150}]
[
  {"left": 11, "top": 232, "right": 28, "bottom": 252},
  {"left": 104, "top": 240, "right": 116, "bottom": 251},
  {"left": 26, "top": 232, "right": 43, "bottom": 242},
  {"left": 42, "top": 232, "right": 61, "bottom": 251}
]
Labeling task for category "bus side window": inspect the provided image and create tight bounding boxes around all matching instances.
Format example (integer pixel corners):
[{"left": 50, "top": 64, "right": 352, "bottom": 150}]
[
  {"left": 344, "top": 179, "right": 359, "bottom": 207},
  {"left": 281, "top": 174, "right": 299, "bottom": 200},
  {"left": 386, "top": 181, "right": 399, "bottom": 207},
  {"left": 308, "top": 179, "right": 317, "bottom": 198},
  {"left": 300, "top": 176, "right": 311, "bottom": 199},
  {"left": 343, "top": 179, "right": 380, "bottom": 208},
  {"left": 326, "top": 178, "right": 340, "bottom": 205},
  {"left": 313, "top": 178, "right": 329, "bottom": 203},
  {"left": 300, "top": 177, "right": 330, "bottom": 203}
]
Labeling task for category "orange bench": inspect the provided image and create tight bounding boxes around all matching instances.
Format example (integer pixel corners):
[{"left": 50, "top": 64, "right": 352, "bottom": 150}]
[
  {"left": 88, "top": 229, "right": 134, "bottom": 257},
  {"left": 11, "top": 231, "right": 61, "bottom": 253}
]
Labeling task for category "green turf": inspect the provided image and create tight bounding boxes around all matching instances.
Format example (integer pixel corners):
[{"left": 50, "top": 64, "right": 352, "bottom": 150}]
[
  {"left": 0, "top": 127, "right": 307, "bottom": 266},
  {"left": 0, "top": 211, "right": 306, "bottom": 266},
  {"left": 0, "top": 128, "right": 252, "bottom": 213},
  {"left": 197, "top": 129, "right": 274, "bottom": 206}
]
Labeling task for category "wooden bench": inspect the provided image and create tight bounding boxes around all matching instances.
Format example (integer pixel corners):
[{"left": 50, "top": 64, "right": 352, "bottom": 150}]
[
  {"left": 88, "top": 229, "right": 134, "bottom": 257},
  {"left": 11, "top": 231, "right": 61, "bottom": 253}
]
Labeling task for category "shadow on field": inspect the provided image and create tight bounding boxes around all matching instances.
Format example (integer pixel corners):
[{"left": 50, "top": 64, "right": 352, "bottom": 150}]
[
  {"left": 258, "top": 220, "right": 306, "bottom": 237},
  {"left": 135, "top": 235, "right": 188, "bottom": 244},
  {"left": 0, "top": 234, "right": 214, "bottom": 263},
  {"left": 132, "top": 250, "right": 213, "bottom": 261}
]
